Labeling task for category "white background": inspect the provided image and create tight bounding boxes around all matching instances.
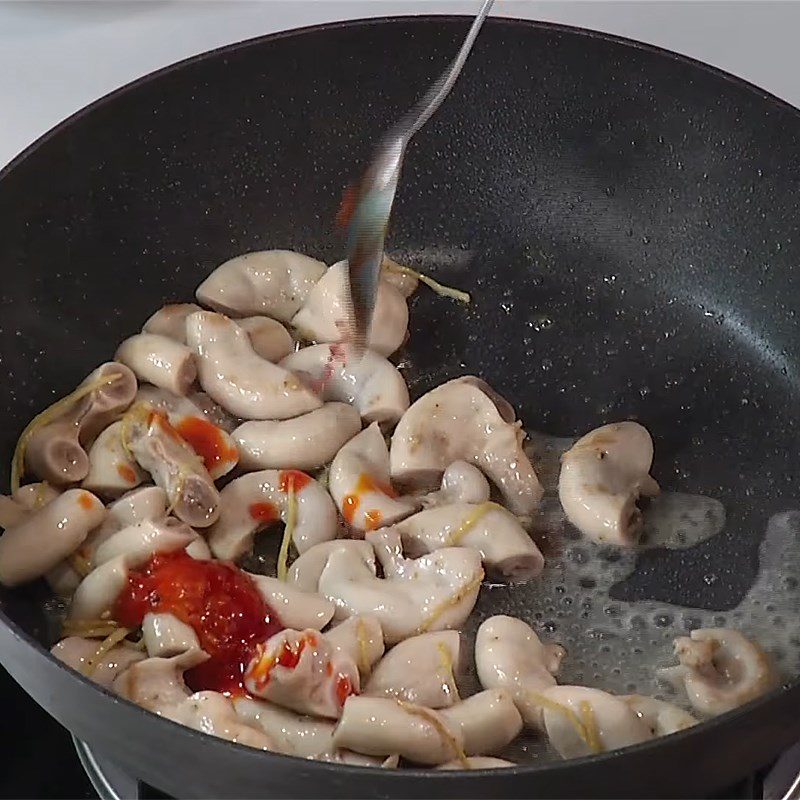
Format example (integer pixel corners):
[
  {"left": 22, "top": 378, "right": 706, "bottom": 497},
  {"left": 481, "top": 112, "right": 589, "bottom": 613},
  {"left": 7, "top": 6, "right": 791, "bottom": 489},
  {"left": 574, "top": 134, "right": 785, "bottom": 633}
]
[{"left": 1, "top": 1, "right": 800, "bottom": 169}]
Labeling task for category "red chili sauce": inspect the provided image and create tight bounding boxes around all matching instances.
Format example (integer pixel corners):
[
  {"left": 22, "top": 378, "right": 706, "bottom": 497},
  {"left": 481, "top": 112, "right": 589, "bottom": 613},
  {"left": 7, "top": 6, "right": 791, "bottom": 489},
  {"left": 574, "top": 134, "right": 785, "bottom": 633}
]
[{"left": 114, "top": 550, "right": 282, "bottom": 695}]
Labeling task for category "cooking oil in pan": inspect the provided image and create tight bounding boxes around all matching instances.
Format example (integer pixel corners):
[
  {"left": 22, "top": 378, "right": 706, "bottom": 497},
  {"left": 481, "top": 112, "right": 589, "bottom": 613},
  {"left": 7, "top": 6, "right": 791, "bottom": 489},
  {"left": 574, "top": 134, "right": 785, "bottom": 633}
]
[{"left": 458, "top": 433, "right": 800, "bottom": 763}]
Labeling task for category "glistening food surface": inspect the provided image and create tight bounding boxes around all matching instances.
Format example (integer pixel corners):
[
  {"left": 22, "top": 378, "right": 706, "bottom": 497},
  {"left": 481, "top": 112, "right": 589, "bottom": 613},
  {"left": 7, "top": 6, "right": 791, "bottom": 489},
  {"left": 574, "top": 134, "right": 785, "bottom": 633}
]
[{"left": 0, "top": 247, "right": 795, "bottom": 769}]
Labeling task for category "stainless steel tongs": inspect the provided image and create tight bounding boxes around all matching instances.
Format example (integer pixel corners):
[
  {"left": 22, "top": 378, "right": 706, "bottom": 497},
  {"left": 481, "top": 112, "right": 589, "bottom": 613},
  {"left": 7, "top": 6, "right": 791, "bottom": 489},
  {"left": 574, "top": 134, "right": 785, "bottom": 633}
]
[{"left": 342, "top": 0, "right": 495, "bottom": 352}]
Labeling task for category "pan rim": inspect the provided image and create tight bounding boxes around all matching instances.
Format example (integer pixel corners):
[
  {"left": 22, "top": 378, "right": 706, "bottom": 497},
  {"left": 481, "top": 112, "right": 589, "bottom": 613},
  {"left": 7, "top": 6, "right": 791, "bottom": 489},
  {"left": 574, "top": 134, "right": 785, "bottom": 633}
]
[{"left": 1, "top": 12, "right": 798, "bottom": 784}]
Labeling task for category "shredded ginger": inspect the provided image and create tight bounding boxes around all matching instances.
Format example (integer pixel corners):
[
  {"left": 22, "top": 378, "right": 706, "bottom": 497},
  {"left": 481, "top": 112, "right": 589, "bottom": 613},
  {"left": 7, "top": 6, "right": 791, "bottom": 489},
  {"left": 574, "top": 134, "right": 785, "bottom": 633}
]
[
  {"left": 84, "top": 627, "right": 132, "bottom": 676},
  {"left": 527, "top": 691, "right": 604, "bottom": 755},
  {"left": 383, "top": 260, "right": 471, "bottom": 304}
]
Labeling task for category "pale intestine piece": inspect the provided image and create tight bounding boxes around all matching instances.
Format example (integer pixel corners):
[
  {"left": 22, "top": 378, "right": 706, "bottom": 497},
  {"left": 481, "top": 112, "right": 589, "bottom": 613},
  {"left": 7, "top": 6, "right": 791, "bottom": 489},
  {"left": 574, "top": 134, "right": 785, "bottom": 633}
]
[
  {"left": 286, "top": 539, "right": 376, "bottom": 594},
  {"left": 246, "top": 573, "right": 335, "bottom": 631},
  {"left": 82, "top": 420, "right": 146, "bottom": 498},
  {"left": 186, "top": 311, "right": 321, "bottom": 420},
  {"left": 657, "top": 628, "right": 779, "bottom": 717},
  {"left": 68, "top": 555, "right": 129, "bottom": 621},
  {"left": 280, "top": 344, "right": 409, "bottom": 426},
  {"left": 331, "top": 696, "right": 464, "bottom": 765},
  {"left": 24, "top": 362, "right": 137, "bottom": 486},
  {"left": 142, "top": 612, "right": 201, "bottom": 658},
  {"left": 439, "top": 689, "right": 522, "bottom": 756},
  {"left": 207, "top": 469, "right": 337, "bottom": 560},
  {"left": 233, "top": 697, "right": 395, "bottom": 766},
  {"left": 421, "top": 461, "right": 490, "bottom": 507},
  {"left": 51, "top": 636, "right": 145, "bottom": 688},
  {"left": 0, "top": 482, "right": 61, "bottom": 529},
  {"left": 243, "top": 628, "right": 360, "bottom": 719},
  {"left": 195, "top": 250, "right": 327, "bottom": 323},
  {"left": 83, "top": 486, "right": 169, "bottom": 568},
  {"left": 4, "top": 484, "right": 69, "bottom": 592},
  {"left": 143, "top": 303, "right": 203, "bottom": 344},
  {"left": 317, "top": 528, "right": 483, "bottom": 645},
  {"left": 166, "top": 690, "right": 275, "bottom": 750},
  {"left": 46, "top": 485, "right": 167, "bottom": 598},
  {"left": 324, "top": 615, "right": 385, "bottom": 678},
  {"left": 124, "top": 405, "right": 220, "bottom": 528},
  {"left": 113, "top": 648, "right": 210, "bottom": 714},
  {"left": 291, "top": 260, "right": 408, "bottom": 357},
  {"left": 233, "top": 403, "right": 361, "bottom": 472},
  {"left": 116, "top": 334, "right": 196, "bottom": 396},
  {"left": 475, "top": 615, "right": 565, "bottom": 729},
  {"left": 329, "top": 423, "right": 417, "bottom": 533},
  {"left": 0, "top": 489, "right": 105, "bottom": 587},
  {"left": 236, "top": 316, "right": 295, "bottom": 362},
  {"left": 390, "top": 377, "right": 543, "bottom": 515},
  {"left": 558, "top": 421, "right": 660, "bottom": 546},
  {"left": 364, "top": 630, "right": 461, "bottom": 708},
  {"left": 436, "top": 757, "right": 515, "bottom": 770},
  {"left": 395, "top": 502, "right": 543, "bottom": 583},
  {"left": 234, "top": 696, "right": 338, "bottom": 757},
  {"left": 136, "top": 385, "right": 238, "bottom": 480},
  {"left": 92, "top": 518, "right": 198, "bottom": 569},
  {"left": 541, "top": 685, "right": 652, "bottom": 759},
  {"left": 113, "top": 649, "right": 274, "bottom": 750},
  {"left": 144, "top": 304, "right": 296, "bottom": 364},
  {"left": 621, "top": 695, "right": 698, "bottom": 736}
]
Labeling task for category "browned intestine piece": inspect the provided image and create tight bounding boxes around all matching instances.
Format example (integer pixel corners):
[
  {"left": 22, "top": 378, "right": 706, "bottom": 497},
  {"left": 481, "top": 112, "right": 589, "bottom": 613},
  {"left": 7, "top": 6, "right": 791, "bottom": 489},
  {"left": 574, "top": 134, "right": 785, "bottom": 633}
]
[{"left": 22, "top": 362, "right": 137, "bottom": 487}]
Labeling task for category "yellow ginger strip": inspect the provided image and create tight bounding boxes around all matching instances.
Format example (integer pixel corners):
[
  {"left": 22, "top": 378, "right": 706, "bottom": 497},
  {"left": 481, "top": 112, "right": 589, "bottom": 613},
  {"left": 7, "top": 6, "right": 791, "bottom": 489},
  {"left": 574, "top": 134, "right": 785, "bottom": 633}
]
[
  {"left": 416, "top": 570, "right": 484, "bottom": 634},
  {"left": 397, "top": 700, "right": 468, "bottom": 767},
  {"left": 383, "top": 261, "right": 471, "bottom": 304},
  {"left": 437, "top": 641, "right": 460, "bottom": 702},
  {"left": 527, "top": 691, "right": 603, "bottom": 755},
  {"left": 84, "top": 627, "right": 131, "bottom": 676},
  {"left": 443, "top": 502, "right": 497, "bottom": 546},
  {"left": 578, "top": 700, "right": 603, "bottom": 754}
]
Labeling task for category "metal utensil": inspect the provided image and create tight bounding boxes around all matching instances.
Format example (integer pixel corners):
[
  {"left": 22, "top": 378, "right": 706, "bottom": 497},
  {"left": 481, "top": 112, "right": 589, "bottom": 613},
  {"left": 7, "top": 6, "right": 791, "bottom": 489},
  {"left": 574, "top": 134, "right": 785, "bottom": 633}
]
[{"left": 343, "top": 0, "right": 495, "bottom": 351}]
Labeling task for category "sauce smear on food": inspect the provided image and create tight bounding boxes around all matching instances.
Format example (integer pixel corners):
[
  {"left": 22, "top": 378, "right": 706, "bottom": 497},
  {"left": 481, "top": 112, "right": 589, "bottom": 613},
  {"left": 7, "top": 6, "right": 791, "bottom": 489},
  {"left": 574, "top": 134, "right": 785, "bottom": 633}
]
[
  {"left": 114, "top": 550, "right": 281, "bottom": 695},
  {"left": 175, "top": 416, "right": 238, "bottom": 474}
]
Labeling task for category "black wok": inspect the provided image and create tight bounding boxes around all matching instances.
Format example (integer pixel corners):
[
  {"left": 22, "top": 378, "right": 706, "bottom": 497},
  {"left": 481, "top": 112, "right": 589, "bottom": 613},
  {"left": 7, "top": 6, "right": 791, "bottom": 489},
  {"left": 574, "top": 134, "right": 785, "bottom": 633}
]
[{"left": 1, "top": 15, "right": 799, "bottom": 799}]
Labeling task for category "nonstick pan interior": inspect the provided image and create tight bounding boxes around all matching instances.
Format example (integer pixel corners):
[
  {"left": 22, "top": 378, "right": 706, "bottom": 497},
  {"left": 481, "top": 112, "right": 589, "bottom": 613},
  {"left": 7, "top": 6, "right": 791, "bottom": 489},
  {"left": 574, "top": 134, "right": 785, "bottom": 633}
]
[{"left": 0, "top": 14, "right": 799, "bottom": 795}]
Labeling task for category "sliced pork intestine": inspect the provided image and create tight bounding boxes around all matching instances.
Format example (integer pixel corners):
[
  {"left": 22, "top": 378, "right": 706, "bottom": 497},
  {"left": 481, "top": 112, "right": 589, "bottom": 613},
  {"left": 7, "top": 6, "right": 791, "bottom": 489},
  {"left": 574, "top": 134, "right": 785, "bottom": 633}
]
[
  {"left": 291, "top": 260, "right": 408, "bottom": 357},
  {"left": 475, "top": 615, "right": 565, "bottom": 729},
  {"left": 0, "top": 489, "right": 105, "bottom": 587},
  {"left": 394, "top": 502, "right": 544, "bottom": 583},
  {"left": 81, "top": 420, "right": 146, "bottom": 498},
  {"left": 233, "top": 403, "right": 361, "bottom": 472},
  {"left": 23, "top": 362, "right": 137, "bottom": 486},
  {"left": 207, "top": 469, "right": 337, "bottom": 560},
  {"left": 390, "top": 377, "right": 543, "bottom": 515},
  {"left": 135, "top": 385, "right": 238, "bottom": 480},
  {"left": 243, "top": 628, "right": 360, "bottom": 719},
  {"left": 364, "top": 630, "right": 461, "bottom": 708},
  {"left": 280, "top": 344, "right": 409, "bottom": 427},
  {"left": 124, "top": 405, "right": 220, "bottom": 528},
  {"left": 115, "top": 333, "right": 196, "bottom": 396},
  {"left": 51, "top": 636, "right": 145, "bottom": 688},
  {"left": 186, "top": 310, "right": 321, "bottom": 420},
  {"left": 329, "top": 422, "right": 417, "bottom": 533},
  {"left": 316, "top": 528, "right": 483, "bottom": 645},
  {"left": 195, "top": 249, "right": 327, "bottom": 323}
]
